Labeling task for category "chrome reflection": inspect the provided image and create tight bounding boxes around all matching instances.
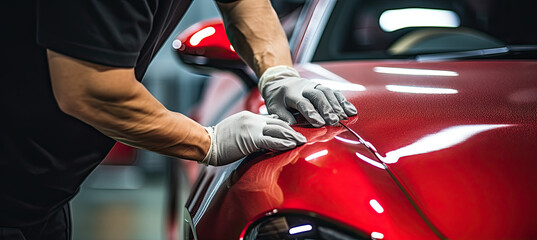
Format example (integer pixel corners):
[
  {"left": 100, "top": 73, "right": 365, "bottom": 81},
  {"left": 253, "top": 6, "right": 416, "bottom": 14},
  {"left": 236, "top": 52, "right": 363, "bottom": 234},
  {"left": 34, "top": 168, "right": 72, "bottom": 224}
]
[
  {"left": 379, "top": 8, "right": 460, "bottom": 32},
  {"left": 355, "top": 153, "right": 386, "bottom": 169},
  {"left": 305, "top": 150, "right": 328, "bottom": 161},
  {"left": 379, "top": 124, "right": 512, "bottom": 164},
  {"left": 369, "top": 199, "right": 384, "bottom": 214},
  {"left": 374, "top": 67, "right": 458, "bottom": 76},
  {"left": 189, "top": 26, "right": 215, "bottom": 46},
  {"left": 385, "top": 85, "right": 458, "bottom": 94}
]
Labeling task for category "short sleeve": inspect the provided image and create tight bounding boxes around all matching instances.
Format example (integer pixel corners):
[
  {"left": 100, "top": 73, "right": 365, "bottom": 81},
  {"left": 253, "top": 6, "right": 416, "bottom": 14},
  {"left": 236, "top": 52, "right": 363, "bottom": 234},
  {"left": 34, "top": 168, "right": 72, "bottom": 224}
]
[{"left": 37, "top": 0, "right": 153, "bottom": 68}]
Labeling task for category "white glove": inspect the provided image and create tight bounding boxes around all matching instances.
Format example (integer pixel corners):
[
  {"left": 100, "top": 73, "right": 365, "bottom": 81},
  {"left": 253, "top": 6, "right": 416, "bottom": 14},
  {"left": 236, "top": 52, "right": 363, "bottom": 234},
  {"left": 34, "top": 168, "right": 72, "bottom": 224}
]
[
  {"left": 201, "top": 111, "right": 307, "bottom": 166},
  {"left": 259, "top": 66, "right": 357, "bottom": 127}
]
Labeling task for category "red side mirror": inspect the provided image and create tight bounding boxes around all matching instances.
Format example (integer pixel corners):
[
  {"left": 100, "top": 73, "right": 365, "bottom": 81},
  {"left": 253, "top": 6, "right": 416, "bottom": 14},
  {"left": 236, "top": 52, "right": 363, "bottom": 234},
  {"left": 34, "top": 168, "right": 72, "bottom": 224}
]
[
  {"left": 174, "top": 19, "right": 256, "bottom": 88},
  {"left": 101, "top": 142, "right": 137, "bottom": 165},
  {"left": 174, "top": 19, "right": 242, "bottom": 62}
]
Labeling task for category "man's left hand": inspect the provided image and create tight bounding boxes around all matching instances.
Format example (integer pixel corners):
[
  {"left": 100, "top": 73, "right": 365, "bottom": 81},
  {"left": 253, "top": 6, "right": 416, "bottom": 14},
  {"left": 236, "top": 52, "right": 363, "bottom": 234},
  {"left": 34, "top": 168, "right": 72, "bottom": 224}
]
[{"left": 259, "top": 65, "right": 357, "bottom": 127}]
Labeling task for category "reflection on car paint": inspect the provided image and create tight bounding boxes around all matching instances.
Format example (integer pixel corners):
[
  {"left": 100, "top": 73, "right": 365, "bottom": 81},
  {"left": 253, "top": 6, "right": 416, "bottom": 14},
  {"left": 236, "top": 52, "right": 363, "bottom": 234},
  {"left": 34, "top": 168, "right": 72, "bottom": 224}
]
[
  {"left": 190, "top": 27, "right": 216, "bottom": 46},
  {"left": 304, "top": 149, "right": 328, "bottom": 161},
  {"left": 192, "top": 161, "right": 242, "bottom": 226},
  {"left": 369, "top": 199, "right": 384, "bottom": 214},
  {"left": 288, "top": 224, "right": 313, "bottom": 235},
  {"left": 355, "top": 152, "right": 385, "bottom": 169},
  {"left": 175, "top": 0, "right": 537, "bottom": 238},
  {"left": 379, "top": 124, "right": 512, "bottom": 164},
  {"left": 385, "top": 85, "right": 458, "bottom": 94},
  {"left": 371, "top": 231, "right": 384, "bottom": 239},
  {"left": 373, "top": 67, "right": 459, "bottom": 76},
  {"left": 334, "top": 135, "right": 361, "bottom": 144},
  {"left": 191, "top": 121, "right": 442, "bottom": 239}
]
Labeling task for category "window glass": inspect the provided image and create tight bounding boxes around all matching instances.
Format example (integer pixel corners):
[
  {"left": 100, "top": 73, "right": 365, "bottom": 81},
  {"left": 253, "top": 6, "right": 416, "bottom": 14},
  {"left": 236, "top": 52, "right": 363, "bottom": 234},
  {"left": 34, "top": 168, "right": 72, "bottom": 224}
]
[{"left": 313, "top": 0, "right": 537, "bottom": 61}]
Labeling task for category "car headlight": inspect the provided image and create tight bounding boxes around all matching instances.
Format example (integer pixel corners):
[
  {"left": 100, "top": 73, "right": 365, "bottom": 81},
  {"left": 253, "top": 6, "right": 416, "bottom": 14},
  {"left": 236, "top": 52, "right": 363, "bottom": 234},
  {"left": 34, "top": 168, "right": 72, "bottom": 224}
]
[{"left": 243, "top": 212, "right": 367, "bottom": 240}]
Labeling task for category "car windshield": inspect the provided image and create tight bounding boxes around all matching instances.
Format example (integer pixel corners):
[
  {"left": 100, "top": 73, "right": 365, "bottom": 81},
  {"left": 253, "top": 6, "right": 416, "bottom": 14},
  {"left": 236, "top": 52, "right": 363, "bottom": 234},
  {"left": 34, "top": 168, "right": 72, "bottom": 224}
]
[{"left": 313, "top": 0, "right": 537, "bottom": 61}]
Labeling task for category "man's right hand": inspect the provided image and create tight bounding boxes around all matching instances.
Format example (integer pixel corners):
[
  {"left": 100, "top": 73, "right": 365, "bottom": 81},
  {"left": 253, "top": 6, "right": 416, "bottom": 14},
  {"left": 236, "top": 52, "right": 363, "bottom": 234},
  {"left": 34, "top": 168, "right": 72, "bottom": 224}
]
[{"left": 202, "top": 111, "right": 307, "bottom": 166}]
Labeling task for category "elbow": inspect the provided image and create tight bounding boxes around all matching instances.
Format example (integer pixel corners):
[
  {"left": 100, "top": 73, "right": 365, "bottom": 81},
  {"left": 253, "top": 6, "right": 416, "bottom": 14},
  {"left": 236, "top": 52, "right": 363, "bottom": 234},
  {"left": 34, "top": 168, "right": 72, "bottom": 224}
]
[
  {"left": 55, "top": 93, "right": 87, "bottom": 118},
  {"left": 52, "top": 85, "right": 98, "bottom": 120}
]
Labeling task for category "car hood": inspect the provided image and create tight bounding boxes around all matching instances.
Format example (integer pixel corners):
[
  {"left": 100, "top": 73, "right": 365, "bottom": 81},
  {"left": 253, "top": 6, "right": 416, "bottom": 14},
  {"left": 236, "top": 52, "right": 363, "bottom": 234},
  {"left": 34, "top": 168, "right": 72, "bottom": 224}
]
[
  {"left": 297, "top": 60, "right": 537, "bottom": 239},
  {"left": 192, "top": 123, "right": 442, "bottom": 239}
]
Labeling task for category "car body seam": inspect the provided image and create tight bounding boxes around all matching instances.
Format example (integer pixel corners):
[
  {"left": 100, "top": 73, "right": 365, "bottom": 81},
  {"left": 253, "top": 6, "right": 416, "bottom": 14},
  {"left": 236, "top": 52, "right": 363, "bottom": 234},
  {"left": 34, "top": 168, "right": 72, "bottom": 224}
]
[{"left": 339, "top": 122, "right": 448, "bottom": 240}]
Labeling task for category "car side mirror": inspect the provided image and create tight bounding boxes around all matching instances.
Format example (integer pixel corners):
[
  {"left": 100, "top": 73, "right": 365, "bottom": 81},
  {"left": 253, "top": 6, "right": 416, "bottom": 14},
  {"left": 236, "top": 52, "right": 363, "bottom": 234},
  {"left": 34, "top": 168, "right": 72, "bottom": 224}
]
[{"left": 174, "top": 19, "right": 256, "bottom": 88}]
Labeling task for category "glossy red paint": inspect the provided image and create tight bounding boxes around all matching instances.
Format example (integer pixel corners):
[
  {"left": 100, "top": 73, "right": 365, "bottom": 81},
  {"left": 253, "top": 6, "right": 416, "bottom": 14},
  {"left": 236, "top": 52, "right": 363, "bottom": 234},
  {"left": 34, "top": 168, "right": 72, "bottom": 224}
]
[
  {"left": 298, "top": 60, "right": 537, "bottom": 239},
  {"left": 174, "top": 19, "right": 241, "bottom": 61},
  {"left": 186, "top": 60, "right": 537, "bottom": 240},
  {"left": 174, "top": 4, "right": 537, "bottom": 239},
  {"left": 191, "top": 122, "right": 439, "bottom": 239}
]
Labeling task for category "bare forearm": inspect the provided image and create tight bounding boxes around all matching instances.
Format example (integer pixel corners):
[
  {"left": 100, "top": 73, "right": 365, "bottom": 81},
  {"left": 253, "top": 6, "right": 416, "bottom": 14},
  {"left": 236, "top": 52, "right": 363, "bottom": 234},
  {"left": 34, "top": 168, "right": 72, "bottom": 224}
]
[
  {"left": 47, "top": 50, "right": 210, "bottom": 161},
  {"left": 217, "top": 0, "right": 292, "bottom": 76},
  {"left": 76, "top": 85, "right": 209, "bottom": 161}
]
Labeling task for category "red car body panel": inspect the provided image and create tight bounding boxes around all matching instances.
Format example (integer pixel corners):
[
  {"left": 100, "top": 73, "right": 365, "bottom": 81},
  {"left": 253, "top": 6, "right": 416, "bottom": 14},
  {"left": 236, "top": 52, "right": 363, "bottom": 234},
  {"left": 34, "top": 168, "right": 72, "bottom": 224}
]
[
  {"left": 101, "top": 142, "right": 137, "bottom": 165},
  {"left": 175, "top": 2, "right": 537, "bottom": 238},
  {"left": 300, "top": 60, "right": 537, "bottom": 239},
  {"left": 175, "top": 19, "right": 241, "bottom": 61},
  {"left": 187, "top": 60, "right": 537, "bottom": 239},
  {"left": 303, "top": 60, "right": 537, "bottom": 239},
  {"left": 191, "top": 123, "right": 439, "bottom": 239}
]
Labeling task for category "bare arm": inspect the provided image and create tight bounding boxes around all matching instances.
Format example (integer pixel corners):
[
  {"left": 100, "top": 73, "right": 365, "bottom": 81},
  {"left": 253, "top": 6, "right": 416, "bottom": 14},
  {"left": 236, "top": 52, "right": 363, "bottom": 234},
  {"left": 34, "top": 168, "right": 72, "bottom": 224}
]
[
  {"left": 217, "top": 0, "right": 357, "bottom": 127},
  {"left": 47, "top": 50, "right": 210, "bottom": 161},
  {"left": 216, "top": 0, "right": 292, "bottom": 77}
]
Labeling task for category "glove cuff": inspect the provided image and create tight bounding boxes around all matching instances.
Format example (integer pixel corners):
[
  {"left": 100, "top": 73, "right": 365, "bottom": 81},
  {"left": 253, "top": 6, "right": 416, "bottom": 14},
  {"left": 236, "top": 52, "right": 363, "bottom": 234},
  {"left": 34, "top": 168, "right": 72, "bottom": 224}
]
[
  {"left": 201, "top": 126, "right": 218, "bottom": 166},
  {"left": 258, "top": 65, "right": 300, "bottom": 93}
]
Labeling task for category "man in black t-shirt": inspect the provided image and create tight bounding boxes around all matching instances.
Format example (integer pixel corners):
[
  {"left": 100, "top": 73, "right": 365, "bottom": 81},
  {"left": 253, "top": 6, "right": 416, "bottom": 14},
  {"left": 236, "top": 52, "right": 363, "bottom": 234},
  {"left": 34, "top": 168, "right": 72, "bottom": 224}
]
[{"left": 1, "top": 0, "right": 357, "bottom": 239}]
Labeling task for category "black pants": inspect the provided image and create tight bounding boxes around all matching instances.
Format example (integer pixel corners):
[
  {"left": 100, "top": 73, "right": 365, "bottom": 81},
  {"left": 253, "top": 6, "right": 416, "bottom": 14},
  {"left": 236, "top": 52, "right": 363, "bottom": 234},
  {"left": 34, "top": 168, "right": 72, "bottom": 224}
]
[{"left": 0, "top": 204, "right": 71, "bottom": 240}]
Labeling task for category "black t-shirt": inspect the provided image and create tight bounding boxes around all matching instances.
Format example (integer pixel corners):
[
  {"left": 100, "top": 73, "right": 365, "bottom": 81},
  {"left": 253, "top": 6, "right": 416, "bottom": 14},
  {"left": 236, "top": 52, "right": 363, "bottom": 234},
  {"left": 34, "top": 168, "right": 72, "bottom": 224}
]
[{"left": 1, "top": 0, "right": 232, "bottom": 226}]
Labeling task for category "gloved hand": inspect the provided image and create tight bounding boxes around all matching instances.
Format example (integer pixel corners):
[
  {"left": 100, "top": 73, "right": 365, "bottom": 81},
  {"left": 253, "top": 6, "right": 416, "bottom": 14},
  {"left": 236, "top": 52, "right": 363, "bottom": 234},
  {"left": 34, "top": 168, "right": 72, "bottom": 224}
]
[
  {"left": 201, "top": 111, "right": 307, "bottom": 166},
  {"left": 258, "top": 66, "right": 357, "bottom": 127}
]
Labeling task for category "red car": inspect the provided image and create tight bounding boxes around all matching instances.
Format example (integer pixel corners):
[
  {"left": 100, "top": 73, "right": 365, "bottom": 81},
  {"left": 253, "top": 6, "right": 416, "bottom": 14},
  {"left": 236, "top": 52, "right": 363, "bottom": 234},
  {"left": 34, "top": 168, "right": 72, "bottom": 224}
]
[{"left": 170, "top": 0, "right": 537, "bottom": 239}]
